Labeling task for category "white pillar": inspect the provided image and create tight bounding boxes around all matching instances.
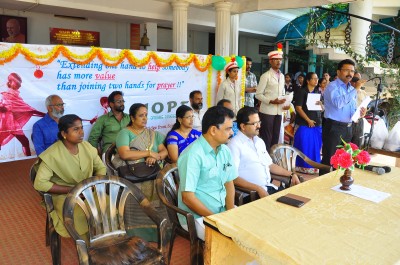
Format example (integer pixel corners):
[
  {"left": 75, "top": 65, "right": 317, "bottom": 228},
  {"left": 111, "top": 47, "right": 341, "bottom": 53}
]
[
  {"left": 230, "top": 14, "right": 239, "bottom": 55},
  {"left": 171, "top": 1, "right": 189, "bottom": 53},
  {"left": 349, "top": 0, "right": 373, "bottom": 57},
  {"left": 214, "top": 1, "right": 232, "bottom": 56},
  {"left": 140, "top": 22, "right": 157, "bottom": 51}
]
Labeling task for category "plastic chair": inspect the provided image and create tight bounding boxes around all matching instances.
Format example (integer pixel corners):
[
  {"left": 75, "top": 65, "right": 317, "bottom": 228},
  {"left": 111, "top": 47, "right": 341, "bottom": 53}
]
[
  {"left": 270, "top": 144, "right": 331, "bottom": 175},
  {"left": 156, "top": 163, "right": 203, "bottom": 265},
  {"left": 29, "top": 161, "right": 61, "bottom": 265},
  {"left": 63, "top": 175, "right": 169, "bottom": 265},
  {"left": 104, "top": 143, "right": 117, "bottom": 176}
]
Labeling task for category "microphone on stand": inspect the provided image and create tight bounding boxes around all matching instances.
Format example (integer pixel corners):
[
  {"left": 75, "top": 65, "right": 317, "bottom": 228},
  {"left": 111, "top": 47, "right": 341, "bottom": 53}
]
[{"left": 356, "top": 164, "right": 386, "bottom": 175}]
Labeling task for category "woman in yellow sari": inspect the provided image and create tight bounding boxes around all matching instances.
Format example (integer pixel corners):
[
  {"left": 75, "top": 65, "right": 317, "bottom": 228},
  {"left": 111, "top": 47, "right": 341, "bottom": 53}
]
[
  {"left": 112, "top": 103, "right": 168, "bottom": 241},
  {"left": 34, "top": 114, "right": 106, "bottom": 237}
]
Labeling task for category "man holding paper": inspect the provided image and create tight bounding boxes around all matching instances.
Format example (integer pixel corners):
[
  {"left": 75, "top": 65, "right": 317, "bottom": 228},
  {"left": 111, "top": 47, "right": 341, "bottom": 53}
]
[
  {"left": 293, "top": 72, "right": 323, "bottom": 174},
  {"left": 321, "top": 59, "right": 367, "bottom": 175}
]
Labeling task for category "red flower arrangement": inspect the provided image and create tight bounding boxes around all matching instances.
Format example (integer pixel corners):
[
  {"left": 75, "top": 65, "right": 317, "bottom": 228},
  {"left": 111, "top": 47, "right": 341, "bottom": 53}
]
[{"left": 330, "top": 140, "right": 371, "bottom": 171}]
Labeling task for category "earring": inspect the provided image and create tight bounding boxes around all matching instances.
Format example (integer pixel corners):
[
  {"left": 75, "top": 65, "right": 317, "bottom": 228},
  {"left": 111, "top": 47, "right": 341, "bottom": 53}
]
[{"left": 63, "top": 136, "right": 66, "bottom": 139}]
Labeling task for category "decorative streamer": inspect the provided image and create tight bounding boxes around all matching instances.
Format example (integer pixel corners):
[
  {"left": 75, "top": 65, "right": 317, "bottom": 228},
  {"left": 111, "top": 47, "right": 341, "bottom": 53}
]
[
  {"left": 207, "top": 66, "right": 213, "bottom": 108},
  {"left": 0, "top": 44, "right": 212, "bottom": 71},
  {"left": 240, "top": 56, "right": 246, "bottom": 107}
]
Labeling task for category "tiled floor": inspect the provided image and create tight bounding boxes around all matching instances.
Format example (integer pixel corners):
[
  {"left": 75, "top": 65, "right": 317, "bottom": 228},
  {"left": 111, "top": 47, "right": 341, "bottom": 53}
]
[{"left": 0, "top": 158, "right": 190, "bottom": 265}]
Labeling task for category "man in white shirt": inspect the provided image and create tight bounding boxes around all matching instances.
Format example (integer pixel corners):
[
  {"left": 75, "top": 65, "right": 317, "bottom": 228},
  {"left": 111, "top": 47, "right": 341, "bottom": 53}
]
[
  {"left": 228, "top": 106, "right": 301, "bottom": 199},
  {"left": 256, "top": 46, "right": 289, "bottom": 151},
  {"left": 189, "top": 90, "right": 206, "bottom": 132}
]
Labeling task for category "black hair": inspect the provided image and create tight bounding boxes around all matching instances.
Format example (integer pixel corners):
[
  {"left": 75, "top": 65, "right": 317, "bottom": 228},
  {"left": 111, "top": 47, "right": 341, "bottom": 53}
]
[
  {"left": 236, "top": 107, "right": 259, "bottom": 128},
  {"left": 57, "top": 114, "right": 82, "bottom": 140},
  {"left": 127, "top": 103, "right": 147, "bottom": 126},
  {"left": 170, "top": 105, "right": 192, "bottom": 132},
  {"left": 318, "top": 77, "right": 327, "bottom": 87},
  {"left": 216, "top": 99, "right": 231, "bottom": 107},
  {"left": 202, "top": 106, "right": 234, "bottom": 134},
  {"left": 189, "top": 90, "right": 202, "bottom": 100},
  {"left": 337, "top": 59, "right": 355, "bottom": 70},
  {"left": 246, "top": 57, "right": 252, "bottom": 62},
  {"left": 302, "top": 72, "right": 317, "bottom": 89},
  {"left": 107, "top": 91, "right": 123, "bottom": 104},
  {"left": 285, "top": 73, "right": 293, "bottom": 80},
  {"left": 164, "top": 105, "right": 193, "bottom": 146}
]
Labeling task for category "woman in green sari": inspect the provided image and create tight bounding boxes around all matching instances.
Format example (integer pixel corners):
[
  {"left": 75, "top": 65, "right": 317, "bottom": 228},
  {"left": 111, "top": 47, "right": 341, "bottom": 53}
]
[
  {"left": 112, "top": 103, "right": 168, "bottom": 241},
  {"left": 34, "top": 114, "right": 106, "bottom": 237}
]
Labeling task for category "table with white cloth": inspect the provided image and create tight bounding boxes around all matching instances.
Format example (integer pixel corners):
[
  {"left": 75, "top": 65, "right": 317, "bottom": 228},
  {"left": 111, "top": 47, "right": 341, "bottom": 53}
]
[{"left": 204, "top": 167, "right": 400, "bottom": 265}]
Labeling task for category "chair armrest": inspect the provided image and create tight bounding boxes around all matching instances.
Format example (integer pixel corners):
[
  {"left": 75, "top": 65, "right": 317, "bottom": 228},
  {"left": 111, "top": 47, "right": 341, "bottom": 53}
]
[{"left": 235, "top": 186, "right": 259, "bottom": 202}]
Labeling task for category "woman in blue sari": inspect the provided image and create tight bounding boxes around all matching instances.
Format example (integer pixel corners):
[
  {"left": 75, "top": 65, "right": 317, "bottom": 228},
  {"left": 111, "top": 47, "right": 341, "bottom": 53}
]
[
  {"left": 293, "top": 72, "right": 323, "bottom": 174},
  {"left": 165, "top": 105, "right": 201, "bottom": 163}
]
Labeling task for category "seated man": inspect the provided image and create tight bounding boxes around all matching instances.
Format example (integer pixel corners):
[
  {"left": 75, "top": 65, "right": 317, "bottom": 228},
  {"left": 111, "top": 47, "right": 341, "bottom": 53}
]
[
  {"left": 189, "top": 90, "right": 206, "bottom": 132},
  {"left": 32, "top": 95, "right": 65, "bottom": 155},
  {"left": 228, "top": 106, "right": 301, "bottom": 199},
  {"left": 88, "top": 91, "right": 130, "bottom": 157},
  {"left": 178, "top": 106, "right": 237, "bottom": 240},
  {"left": 216, "top": 99, "right": 238, "bottom": 137}
]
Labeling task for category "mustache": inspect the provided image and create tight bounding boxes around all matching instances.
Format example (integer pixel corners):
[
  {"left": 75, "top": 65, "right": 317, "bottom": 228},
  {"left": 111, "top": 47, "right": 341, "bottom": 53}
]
[{"left": 346, "top": 75, "right": 352, "bottom": 79}]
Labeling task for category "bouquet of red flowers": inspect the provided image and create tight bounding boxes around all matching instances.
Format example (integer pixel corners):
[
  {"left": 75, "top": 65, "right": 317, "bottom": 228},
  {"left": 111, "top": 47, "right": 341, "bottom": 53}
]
[{"left": 330, "top": 140, "right": 371, "bottom": 171}]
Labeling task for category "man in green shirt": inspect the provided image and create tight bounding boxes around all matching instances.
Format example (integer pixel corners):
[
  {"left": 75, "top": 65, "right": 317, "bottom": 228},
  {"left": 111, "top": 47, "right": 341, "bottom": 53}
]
[
  {"left": 178, "top": 105, "right": 237, "bottom": 240},
  {"left": 88, "top": 91, "right": 130, "bottom": 156}
]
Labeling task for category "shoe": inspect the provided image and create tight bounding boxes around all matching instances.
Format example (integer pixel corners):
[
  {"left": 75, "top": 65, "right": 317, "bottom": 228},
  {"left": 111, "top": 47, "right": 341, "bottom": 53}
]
[{"left": 382, "top": 166, "right": 391, "bottom": 173}]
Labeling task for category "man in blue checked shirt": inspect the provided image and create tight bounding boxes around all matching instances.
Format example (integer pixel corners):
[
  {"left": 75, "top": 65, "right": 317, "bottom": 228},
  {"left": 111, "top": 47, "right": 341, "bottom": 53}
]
[
  {"left": 32, "top": 95, "right": 65, "bottom": 155},
  {"left": 321, "top": 59, "right": 367, "bottom": 174}
]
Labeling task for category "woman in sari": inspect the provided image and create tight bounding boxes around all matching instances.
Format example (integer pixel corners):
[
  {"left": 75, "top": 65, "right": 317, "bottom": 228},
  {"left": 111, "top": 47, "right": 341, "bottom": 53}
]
[
  {"left": 34, "top": 114, "right": 106, "bottom": 237},
  {"left": 293, "top": 72, "right": 323, "bottom": 174},
  {"left": 112, "top": 103, "right": 168, "bottom": 241},
  {"left": 165, "top": 105, "right": 201, "bottom": 163}
]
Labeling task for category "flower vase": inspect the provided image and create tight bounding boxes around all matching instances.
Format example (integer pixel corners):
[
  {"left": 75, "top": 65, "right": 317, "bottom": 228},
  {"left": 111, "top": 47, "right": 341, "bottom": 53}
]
[{"left": 340, "top": 168, "right": 354, "bottom": 190}]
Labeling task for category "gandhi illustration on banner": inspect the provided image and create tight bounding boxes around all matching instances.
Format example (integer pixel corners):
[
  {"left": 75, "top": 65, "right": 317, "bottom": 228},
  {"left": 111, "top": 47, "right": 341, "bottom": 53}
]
[{"left": 0, "top": 73, "right": 44, "bottom": 156}]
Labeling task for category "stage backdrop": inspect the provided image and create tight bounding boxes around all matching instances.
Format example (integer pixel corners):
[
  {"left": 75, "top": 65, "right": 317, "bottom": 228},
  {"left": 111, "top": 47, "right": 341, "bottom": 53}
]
[{"left": 0, "top": 43, "right": 244, "bottom": 162}]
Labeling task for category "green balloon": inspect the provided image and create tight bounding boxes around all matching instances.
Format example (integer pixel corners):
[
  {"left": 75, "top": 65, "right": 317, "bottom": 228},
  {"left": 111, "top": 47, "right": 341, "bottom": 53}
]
[
  {"left": 236, "top": 56, "right": 244, "bottom": 68},
  {"left": 212, "top": 56, "right": 225, "bottom": 71}
]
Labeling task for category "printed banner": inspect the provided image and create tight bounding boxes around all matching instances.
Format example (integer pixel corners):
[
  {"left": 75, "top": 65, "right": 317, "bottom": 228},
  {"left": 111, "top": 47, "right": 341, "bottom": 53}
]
[{"left": 0, "top": 43, "right": 225, "bottom": 162}]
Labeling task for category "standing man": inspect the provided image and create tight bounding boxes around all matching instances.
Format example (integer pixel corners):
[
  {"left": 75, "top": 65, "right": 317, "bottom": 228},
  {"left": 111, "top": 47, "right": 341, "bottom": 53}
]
[
  {"left": 88, "top": 91, "right": 130, "bottom": 156},
  {"left": 255, "top": 45, "right": 287, "bottom": 151},
  {"left": 350, "top": 71, "right": 368, "bottom": 148},
  {"left": 244, "top": 57, "right": 258, "bottom": 107},
  {"left": 178, "top": 106, "right": 236, "bottom": 240},
  {"left": 189, "top": 90, "right": 206, "bottom": 132},
  {"left": 32, "top": 95, "right": 65, "bottom": 155},
  {"left": 228, "top": 107, "right": 301, "bottom": 200},
  {"left": 3, "top": 18, "right": 26, "bottom": 43},
  {"left": 321, "top": 59, "right": 366, "bottom": 174}
]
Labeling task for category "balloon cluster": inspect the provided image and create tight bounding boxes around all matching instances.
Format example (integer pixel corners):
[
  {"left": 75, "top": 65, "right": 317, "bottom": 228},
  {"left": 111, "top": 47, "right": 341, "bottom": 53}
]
[{"left": 211, "top": 55, "right": 244, "bottom": 71}]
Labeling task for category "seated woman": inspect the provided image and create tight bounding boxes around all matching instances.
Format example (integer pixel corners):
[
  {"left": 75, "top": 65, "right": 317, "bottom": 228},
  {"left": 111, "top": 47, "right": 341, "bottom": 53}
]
[
  {"left": 112, "top": 103, "right": 168, "bottom": 241},
  {"left": 293, "top": 72, "right": 323, "bottom": 174},
  {"left": 165, "top": 105, "right": 201, "bottom": 163},
  {"left": 34, "top": 114, "right": 106, "bottom": 238}
]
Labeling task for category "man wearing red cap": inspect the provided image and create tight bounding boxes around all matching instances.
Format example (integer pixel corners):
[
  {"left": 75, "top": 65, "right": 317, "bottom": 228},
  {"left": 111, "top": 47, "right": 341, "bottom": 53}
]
[{"left": 255, "top": 44, "right": 288, "bottom": 151}]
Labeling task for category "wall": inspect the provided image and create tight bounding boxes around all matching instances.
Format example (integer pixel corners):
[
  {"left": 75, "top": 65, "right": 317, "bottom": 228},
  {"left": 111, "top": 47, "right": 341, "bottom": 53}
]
[{"left": 1, "top": 9, "right": 130, "bottom": 48}]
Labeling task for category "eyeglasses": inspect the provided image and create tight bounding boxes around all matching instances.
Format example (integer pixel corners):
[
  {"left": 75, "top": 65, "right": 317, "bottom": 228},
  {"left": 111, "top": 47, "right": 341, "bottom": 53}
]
[
  {"left": 340, "top": 69, "right": 355, "bottom": 74},
  {"left": 183, "top": 115, "right": 194, "bottom": 119},
  {"left": 113, "top": 100, "right": 125, "bottom": 104},
  {"left": 50, "top": 103, "right": 65, "bottom": 107},
  {"left": 245, "top": 121, "right": 262, "bottom": 126}
]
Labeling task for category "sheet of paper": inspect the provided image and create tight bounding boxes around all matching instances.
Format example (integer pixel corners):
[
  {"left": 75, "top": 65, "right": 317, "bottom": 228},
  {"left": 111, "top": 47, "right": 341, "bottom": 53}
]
[
  {"left": 351, "top": 96, "right": 371, "bottom": 122},
  {"left": 332, "top": 184, "right": 391, "bottom": 203},
  {"left": 306, "top": 93, "right": 322, "bottom": 111},
  {"left": 278, "top": 93, "right": 293, "bottom": 109}
]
